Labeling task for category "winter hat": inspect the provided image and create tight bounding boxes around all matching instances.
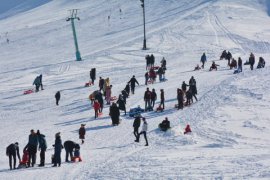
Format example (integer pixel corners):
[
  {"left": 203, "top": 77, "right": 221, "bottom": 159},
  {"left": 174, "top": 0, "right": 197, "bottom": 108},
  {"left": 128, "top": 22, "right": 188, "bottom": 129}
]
[
  {"left": 55, "top": 132, "right": 61, "bottom": 137},
  {"left": 81, "top": 124, "right": 86, "bottom": 126},
  {"left": 15, "top": 142, "right": 19, "bottom": 145}
]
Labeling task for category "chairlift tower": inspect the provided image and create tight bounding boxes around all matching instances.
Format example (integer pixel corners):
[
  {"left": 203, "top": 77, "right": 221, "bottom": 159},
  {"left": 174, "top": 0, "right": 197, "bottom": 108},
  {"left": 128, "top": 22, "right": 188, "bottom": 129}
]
[
  {"left": 66, "top": 9, "right": 82, "bottom": 61},
  {"left": 140, "top": 0, "right": 147, "bottom": 50}
]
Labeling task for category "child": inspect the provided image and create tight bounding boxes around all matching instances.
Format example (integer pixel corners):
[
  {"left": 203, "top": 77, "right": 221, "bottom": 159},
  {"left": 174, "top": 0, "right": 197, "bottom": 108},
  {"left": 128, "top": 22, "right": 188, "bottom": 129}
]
[
  {"left": 184, "top": 124, "right": 192, "bottom": 134},
  {"left": 18, "top": 150, "right": 29, "bottom": 168},
  {"left": 72, "top": 144, "right": 82, "bottom": 162}
]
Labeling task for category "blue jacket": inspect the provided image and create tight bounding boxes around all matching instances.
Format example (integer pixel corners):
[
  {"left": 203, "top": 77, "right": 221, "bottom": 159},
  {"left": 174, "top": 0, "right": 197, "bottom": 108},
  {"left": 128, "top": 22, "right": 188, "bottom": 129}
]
[
  {"left": 38, "top": 134, "right": 47, "bottom": 151},
  {"left": 28, "top": 134, "right": 39, "bottom": 147},
  {"left": 54, "top": 136, "right": 62, "bottom": 153},
  {"left": 201, "top": 54, "right": 207, "bottom": 63}
]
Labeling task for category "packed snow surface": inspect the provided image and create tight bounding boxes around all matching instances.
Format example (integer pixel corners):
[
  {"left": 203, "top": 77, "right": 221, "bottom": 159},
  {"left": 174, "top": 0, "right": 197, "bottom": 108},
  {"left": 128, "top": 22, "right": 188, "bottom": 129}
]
[{"left": 0, "top": 0, "right": 269, "bottom": 179}]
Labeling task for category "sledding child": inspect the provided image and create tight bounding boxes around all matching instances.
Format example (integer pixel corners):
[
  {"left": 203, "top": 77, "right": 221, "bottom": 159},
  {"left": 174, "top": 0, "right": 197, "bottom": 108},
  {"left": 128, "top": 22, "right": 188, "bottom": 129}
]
[
  {"left": 184, "top": 124, "right": 192, "bottom": 134},
  {"left": 72, "top": 144, "right": 82, "bottom": 162},
  {"left": 93, "top": 100, "right": 100, "bottom": 119},
  {"left": 194, "top": 64, "right": 201, "bottom": 71},
  {"left": 209, "top": 61, "right": 219, "bottom": 71},
  {"left": 18, "top": 149, "right": 29, "bottom": 168}
]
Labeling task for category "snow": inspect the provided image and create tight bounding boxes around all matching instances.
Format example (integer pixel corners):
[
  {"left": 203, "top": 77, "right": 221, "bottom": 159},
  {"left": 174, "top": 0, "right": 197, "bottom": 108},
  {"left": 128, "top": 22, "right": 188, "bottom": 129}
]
[{"left": 0, "top": 0, "right": 270, "bottom": 179}]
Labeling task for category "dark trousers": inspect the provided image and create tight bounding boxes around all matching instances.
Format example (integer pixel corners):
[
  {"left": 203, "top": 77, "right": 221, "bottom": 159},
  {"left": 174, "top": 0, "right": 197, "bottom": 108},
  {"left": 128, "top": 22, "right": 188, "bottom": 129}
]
[
  {"left": 131, "top": 86, "right": 135, "bottom": 94},
  {"left": 160, "top": 100, "right": 165, "bottom": 109},
  {"left": 65, "top": 149, "right": 73, "bottom": 162},
  {"left": 178, "top": 99, "right": 183, "bottom": 109},
  {"left": 192, "top": 94, "right": 198, "bottom": 101},
  {"left": 40, "top": 149, "right": 45, "bottom": 165},
  {"left": 133, "top": 127, "right": 139, "bottom": 139},
  {"left": 151, "top": 99, "right": 155, "bottom": 108},
  {"left": 35, "top": 85, "right": 40, "bottom": 92},
  {"left": 250, "top": 64, "right": 254, "bottom": 70},
  {"left": 28, "top": 145, "right": 37, "bottom": 167},
  {"left": 54, "top": 151, "right": 61, "bottom": 166},
  {"left": 8, "top": 153, "right": 16, "bottom": 169},
  {"left": 145, "top": 100, "right": 151, "bottom": 110},
  {"left": 137, "top": 131, "right": 148, "bottom": 145},
  {"left": 56, "top": 98, "right": 60, "bottom": 106},
  {"left": 95, "top": 110, "right": 98, "bottom": 119}
]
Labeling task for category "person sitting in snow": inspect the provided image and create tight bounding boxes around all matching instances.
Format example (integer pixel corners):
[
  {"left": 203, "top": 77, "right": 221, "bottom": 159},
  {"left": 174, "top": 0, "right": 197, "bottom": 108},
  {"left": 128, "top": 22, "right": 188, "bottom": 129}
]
[
  {"left": 72, "top": 144, "right": 82, "bottom": 162},
  {"left": 159, "top": 117, "right": 171, "bottom": 131},
  {"left": 229, "top": 58, "right": 237, "bottom": 69},
  {"left": 257, "top": 57, "right": 265, "bottom": 69},
  {"left": 209, "top": 61, "right": 218, "bottom": 71},
  {"left": 194, "top": 64, "right": 201, "bottom": 71},
  {"left": 184, "top": 124, "right": 192, "bottom": 134}
]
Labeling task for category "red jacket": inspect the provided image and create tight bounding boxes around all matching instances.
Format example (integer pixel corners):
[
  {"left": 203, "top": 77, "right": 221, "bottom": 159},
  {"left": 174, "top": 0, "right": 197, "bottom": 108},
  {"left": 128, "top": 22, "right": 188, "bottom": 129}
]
[
  {"left": 93, "top": 101, "right": 100, "bottom": 111},
  {"left": 184, "top": 125, "right": 192, "bottom": 134}
]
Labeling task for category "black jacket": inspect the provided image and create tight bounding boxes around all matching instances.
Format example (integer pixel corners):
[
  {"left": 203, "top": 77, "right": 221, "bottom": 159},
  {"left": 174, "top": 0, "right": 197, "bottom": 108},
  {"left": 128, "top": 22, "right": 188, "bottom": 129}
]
[
  {"left": 64, "top": 141, "right": 76, "bottom": 151},
  {"left": 6, "top": 144, "right": 21, "bottom": 160},
  {"left": 133, "top": 117, "right": 141, "bottom": 128},
  {"left": 55, "top": 91, "right": 61, "bottom": 100},
  {"left": 128, "top": 77, "right": 139, "bottom": 88}
]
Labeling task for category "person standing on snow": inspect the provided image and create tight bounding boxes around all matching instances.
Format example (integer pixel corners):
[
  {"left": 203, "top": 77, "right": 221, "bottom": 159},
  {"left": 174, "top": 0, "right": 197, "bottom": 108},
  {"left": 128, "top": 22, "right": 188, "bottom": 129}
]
[
  {"left": 53, "top": 132, "right": 63, "bottom": 167},
  {"left": 189, "top": 76, "right": 198, "bottom": 101},
  {"left": 6, "top": 142, "right": 21, "bottom": 170},
  {"left": 249, "top": 53, "right": 255, "bottom": 70},
  {"left": 109, "top": 102, "right": 120, "bottom": 125},
  {"left": 150, "top": 88, "right": 157, "bottom": 108},
  {"left": 33, "top": 76, "right": 41, "bottom": 92},
  {"left": 79, "top": 124, "right": 86, "bottom": 144},
  {"left": 99, "top": 77, "right": 105, "bottom": 91},
  {"left": 135, "top": 118, "right": 149, "bottom": 146},
  {"left": 128, "top": 75, "right": 139, "bottom": 94},
  {"left": 55, "top": 91, "right": 61, "bottom": 106},
  {"left": 105, "top": 85, "right": 112, "bottom": 105},
  {"left": 37, "top": 130, "right": 47, "bottom": 167},
  {"left": 238, "top": 57, "right": 243, "bottom": 72},
  {"left": 95, "top": 90, "right": 104, "bottom": 113},
  {"left": 90, "top": 68, "right": 96, "bottom": 85},
  {"left": 144, "top": 88, "right": 152, "bottom": 111},
  {"left": 200, "top": 53, "right": 207, "bottom": 69},
  {"left": 145, "top": 72, "right": 149, "bottom": 85},
  {"left": 159, "top": 89, "right": 165, "bottom": 110},
  {"left": 181, "top": 81, "right": 188, "bottom": 94},
  {"left": 133, "top": 115, "right": 141, "bottom": 140},
  {"left": 177, "top": 88, "right": 184, "bottom": 110},
  {"left": 117, "top": 94, "right": 126, "bottom": 115},
  {"left": 124, "top": 83, "right": 130, "bottom": 96},
  {"left": 93, "top": 100, "right": 100, "bottom": 119},
  {"left": 24, "top": 129, "right": 39, "bottom": 167}
]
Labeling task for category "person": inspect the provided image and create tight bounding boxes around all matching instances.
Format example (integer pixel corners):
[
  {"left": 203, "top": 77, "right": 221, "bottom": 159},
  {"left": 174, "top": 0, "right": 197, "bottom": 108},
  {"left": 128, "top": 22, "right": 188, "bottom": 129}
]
[
  {"left": 124, "top": 83, "right": 130, "bottom": 96},
  {"left": 226, "top": 51, "right": 232, "bottom": 66},
  {"left": 117, "top": 94, "right": 126, "bottom": 115},
  {"left": 105, "top": 85, "right": 112, "bottom": 105},
  {"left": 79, "top": 124, "right": 86, "bottom": 144},
  {"left": 128, "top": 75, "right": 139, "bottom": 94},
  {"left": 160, "top": 89, "right": 165, "bottom": 109},
  {"left": 63, "top": 140, "right": 77, "bottom": 162},
  {"left": 145, "top": 55, "right": 151, "bottom": 70},
  {"left": 95, "top": 90, "right": 103, "bottom": 113},
  {"left": 150, "top": 54, "right": 155, "bottom": 67},
  {"left": 121, "top": 90, "right": 128, "bottom": 103},
  {"left": 209, "top": 61, "right": 218, "bottom": 71},
  {"left": 133, "top": 115, "right": 141, "bottom": 140},
  {"left": 99, "top": 77, "right": 105, "bottom": 91},
  {"left": 229, "top": 58, "right": 237, "bottom": 69},
  {"left": 182, "top": 81, "right": 188, "bottom": 94},
  {"left": 161, "top": 57, "right": 167, "bottom": 70},
  {"left": 145, "top": 72, "right": 149, "bottom": 85},
  {"left": 53, "top": 132, "right": 63, "bottom": 167},
  {"left": 220, "top": 50, "right": 227, "bottom": 60},
  {"left": 93, "top": 100, "right": 100, "bottom": 119},
  {"left": 150, "top": 88, "right": 157, "bottom": 108},
  {"left": 177, "top": 88, "right": 184, "bottom": 110},
  {"left": 184, "top": 124, "right": 192, "bottom": 134},
  {"left": 109, "top": 102, "right": 120, "bottom": 125},
  {"left": 18, "top": 149, "right": 28, "bottom": 168},
  {"left": 37, "top": 130, "right": 47, "bottom": 167},
  {"left": 55, "top": 91, "right": 61, "bottom": 106},
  {"left": 257, "top": 57, "right": 265, "bottom": 69},
  {"left": 200, "top": 53, "right": 207, "bottom": 68},
  {"left": 157, "top": 67, "right": 164, "bottom": 82},
  {"left": 6, "top": 142, "right": 21, "bottom": 170},
  {"left": 194, "top": 64, "right": 201, "bottom": 71},
  {"left": 238, "top": 57, "right": 243, "bottom": 72},
  {"left": 144, "top": 88, "right": 152, "bottom": 111},
  {"left": 39, "top": 74, "right": 44, "bottom": 90},
  {"left": 33, "top": 76, "right": 41, "bottom": 92},
  {"left": 149, "top": 68, "right": 156, "bottom": 83},
  {"left": 72, "top": 144, "right": 82, "bottom": 162},
  {"left": 189, "top": 76, "right": 198, "bottom": 102},
  {"left": 135, "top": 118, "right": 148, "bottom": 146},
  {"left": 24, "top": 129, "right": 38, "bottom": 167},
  {"left": 159, "top": 117, "right": 170, "bottom": 131},
  {"left": 249, "top": 53, "right": 255, "bottom": 70},
  {"left": 90, "top": 68, "right": 96, "bottom": 84},
  {"left": 186, "top": 89, "right": 193, "bottom": 106}
]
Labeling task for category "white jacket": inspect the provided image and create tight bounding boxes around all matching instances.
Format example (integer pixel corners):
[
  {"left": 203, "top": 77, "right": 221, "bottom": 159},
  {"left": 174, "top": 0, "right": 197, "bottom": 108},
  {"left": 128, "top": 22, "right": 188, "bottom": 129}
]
[{"left": 141, "top": 122, "right": 148, "bottom": 132}]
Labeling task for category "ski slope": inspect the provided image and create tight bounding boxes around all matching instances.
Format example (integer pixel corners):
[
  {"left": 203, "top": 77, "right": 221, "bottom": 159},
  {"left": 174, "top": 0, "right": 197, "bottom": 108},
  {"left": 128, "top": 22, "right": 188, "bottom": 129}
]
[{"left": 0, "top": 0, "right": 269, "bottom": 179}]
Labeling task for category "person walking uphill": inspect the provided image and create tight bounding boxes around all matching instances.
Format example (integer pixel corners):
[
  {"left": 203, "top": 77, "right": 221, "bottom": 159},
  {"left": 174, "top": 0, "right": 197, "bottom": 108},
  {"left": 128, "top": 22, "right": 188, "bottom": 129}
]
[
  {"left": 128, "top": 75, "right": 139, "bottom": 94},
  {"left": 135, "top": 118, "right": 149, "bottom": 146},
  {"left": 79, "top": 124, "right": 86, "bottom": 144},
  {"left": 6, "top": 142, "right": 21, "bottom": 170},
  {"left": 37, "top": 130, "right": 47, "bottom": 167},
  {"left": 109, "top": 102, "right": 120, "bottom": 126},
  {"left": 99, "top": 77, "right": 105, "bottom": 91},
  {"left": 133, "top": 116, "right": 141, "bottom": 141},
  {"left": 24, "top": 129, "right": 39, "bottom": 167},
  {"left": 55, "top": 91, "right": 61, "bottom": 106},
  {"left": 200, "top": 53, "right": 207, "bottom": 69},
  {"left": 53, "top": 132, "right": 63, "bottom": 167}
]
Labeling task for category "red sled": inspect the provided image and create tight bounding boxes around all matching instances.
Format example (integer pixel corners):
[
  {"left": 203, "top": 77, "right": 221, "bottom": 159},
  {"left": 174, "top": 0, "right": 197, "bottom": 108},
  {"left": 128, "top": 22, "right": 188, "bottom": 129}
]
[
  {"left": 85, "top": 82, "right": 93, "bottom": 87},
  {"left": 24, "top": 89, "right": 34, "bottom": 95},
  {"left": 156, "top": 106, "right": 164, "bottom": 112},
  {"left": 147, "top": 80, "right": 154, "bottom": 84},
  {"left": 98, "top": 112, "right": 103, "bottom": 117},
  {"left": 110, "top": 96, "right": 117, "bottom": 101}
]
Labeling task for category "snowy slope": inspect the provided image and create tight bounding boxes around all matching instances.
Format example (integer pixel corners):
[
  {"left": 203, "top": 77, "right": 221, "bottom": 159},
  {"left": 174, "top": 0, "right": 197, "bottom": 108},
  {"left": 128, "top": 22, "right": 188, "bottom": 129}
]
[{"left": 0, "top": 0, "right": 270, "bottom": 179}]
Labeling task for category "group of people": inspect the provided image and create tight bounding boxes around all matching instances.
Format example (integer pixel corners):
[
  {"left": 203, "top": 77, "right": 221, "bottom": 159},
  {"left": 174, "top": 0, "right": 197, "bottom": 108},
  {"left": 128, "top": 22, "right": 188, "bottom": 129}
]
[
  {"left": 143, "top": 88, "right": 164, "bottom": 111},
  {"left": 145, "top": 57, "right": 167, "bottom": 85},
  {"left": 145, "top": 54, "right": 155, "bottom": 70},
  {"left": 6, "top": 124, "right": 86, "bottom": 170}
]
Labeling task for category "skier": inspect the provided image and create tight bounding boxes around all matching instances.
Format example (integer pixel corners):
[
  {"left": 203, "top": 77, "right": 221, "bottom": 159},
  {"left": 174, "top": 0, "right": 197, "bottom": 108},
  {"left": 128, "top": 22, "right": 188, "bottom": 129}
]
[
  {"left": 145, "top": 72, "right": 149, "bottom": 85},
  {"left": 150, "top": 88, "right": 157, "bottom": 108},
  {"left": 99, "top": 77, "right": 105, "bottom": 91},
  {"left": 177, "top": 88, "right": 184, "bottom": 110},
  {"left": 90, "top": 68, "right": 96, "bottom": 84},
  {"left": 109, "top": 102, "right": 120, "bottom": 125},
  {"left": 189, "top": 76, "right": 198, "bottom": 102},
  {"left": 135, "top": 118, "right": 149, "bottom": 146},
  {"left": 63, "top": 140, "right": 77, "bottom": 162},
  {"left": 159, "top": 89, "right": 165, "bottom": 110},
  {"left": 249, "top": 53, "right": 255, "bottom": 70},
  {"left": 93, "top": 100, "right": 100, "bottom": 119},
  {"left": 128, "top": 75, "right": 139, "bottom": 94},
  {"left": 24, "top": 129, "right": 38, "bottom": 167},
  {"left": 105, "top": 85, "right": 112, "bottom": 105},
  {"left": 55, "top": 91, "right": 61, "bottom": 106},
  {"left": 200, "top": 52, "right": 207, "bottom": 69},
  {"left": 159, "top": 117, "right": 170, "bottom": 131},
  {"left": 144, "top": 88, "right": 152, "bottom": 111},
  {"left": 53, "top": 132, "right": 63, "bottom": 167},
  {"left": 117, "top": 94, "right": 126, "bottom": 115},
  {"left": 184, "top": 124, "right": 192, "bottom": 134},
  {"left": 6, "top": 142, "right": 21, "bottom": 170},
  {"left": 257, "top": 57, "right": 265, "bottom": 69},
  {"left": 238, "top": 57, "right": 243, "bottom": 72},
  {"left": 37, "top": 130, "right": 47, "bottom": 167},
  {"left": 133, "top": 115, "right": 141, "bottom": 140},
  {"left": 72, "top": 144, "right": 82, "bottom": 162},
  {"left": 79, "top": 124, "right": 86, "bottom": 144}
]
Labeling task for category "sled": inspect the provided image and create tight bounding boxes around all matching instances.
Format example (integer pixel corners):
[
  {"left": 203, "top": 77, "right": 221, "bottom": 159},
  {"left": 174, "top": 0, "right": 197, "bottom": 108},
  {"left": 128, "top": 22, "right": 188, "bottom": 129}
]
[
  {"left": 110, "top": 96, "right": 117, "bottom": 101},
  {"left": 23, "top": 89, "right": 34, "bottom": 95},
  {"left": 129, "top": 107, "right": 144, "bottom": 117},
  {"left": 85, "top": 82, "right": 93, "bottom": 87},
  {"left": 98, "top": 112, "right": 103, "bottom": 117}
]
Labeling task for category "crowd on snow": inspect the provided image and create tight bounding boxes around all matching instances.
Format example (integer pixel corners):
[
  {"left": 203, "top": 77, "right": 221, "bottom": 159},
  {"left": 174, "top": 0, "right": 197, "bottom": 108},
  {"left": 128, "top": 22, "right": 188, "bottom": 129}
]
[{"left": 7, "top": 50, "right": 266, "bottom": 170}]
